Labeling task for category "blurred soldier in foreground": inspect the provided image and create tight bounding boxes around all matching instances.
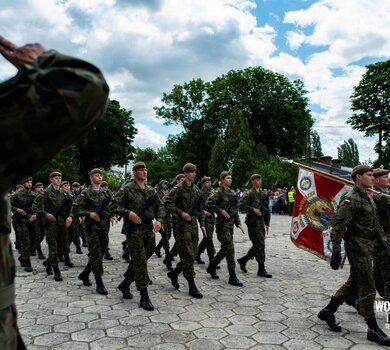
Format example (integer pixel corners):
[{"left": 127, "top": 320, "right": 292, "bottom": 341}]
[{"left": 0, "top": 35, "right": 109, "bottom": 349}]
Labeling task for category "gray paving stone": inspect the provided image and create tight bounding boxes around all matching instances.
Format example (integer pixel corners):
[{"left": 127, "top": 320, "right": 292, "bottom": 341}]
[
  {"left": 171, "top": 320, "right": 202, "bottom": 331},
  {"left": 19, "top": 324, "right": 51, "bottom": 338},
  {"left": 315, "top": 335, "right": 353, "bottom": 348},
  {"left": 36, "top": 315, "right": 67, "bottom": 326},
  {"left": 68, "top": 313, "right": 99, "bottom": 322},
  {"left": 187, "top": 338, "right": 224, "bottom": 350},
  {"left": 88, "top": 318, "right": 119, "bottom": 329},
  {"left": 52, "top": 341, "right": 89, "bottom": 350},
  {"left": 283, "top": 339, "right": 322, "bottom": 350},
  {"left": 229, "top": 314, "right": 258, "bottom": 325},
  {"left": 119, "top": 315, "right": 149, "bottom": 326},
  {"left": 152, "top": 344, "right": 187, "bottom": 350},
  {"left": 194, "top": 327, "right": 228, "bottom": 340},
  {"left": 221, "top": 334, "right": 256, "bottom": 348},
  {"left": 72, "top": 329, "right": 105, "bottom": 342},
  {"left": 161, "top": 330, "right": 196, "bottom": 343},
  {"left": 127, "top": 333, "right": 162, "bottom": 348},
  {"left": 200, "top": 317, "right": 230, "bottom": 328},
  {"left": 139, "top": 322, "right": 172, "bottom": 335},
  {"left": 253, "top": 321, "right": 287, "bottom": 333},
  {"left": 90, "top": 337, "right": 127, "bottom": 349},
  {"left": 54, "top": 321, "right": 85, "bottom": 333},
  {"left": 34, "top": 333, "right": 70, "bottom": 346},
  {"left": 252, "top": 331, "right": 289, "bottom": 344}
]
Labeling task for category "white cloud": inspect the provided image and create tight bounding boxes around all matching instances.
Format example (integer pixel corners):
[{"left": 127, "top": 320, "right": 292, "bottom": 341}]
[{"left": 134, "top": 123, "right": 167, "bottom": 149}]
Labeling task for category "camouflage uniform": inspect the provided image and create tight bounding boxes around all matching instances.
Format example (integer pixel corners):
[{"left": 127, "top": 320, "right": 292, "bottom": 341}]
[
  {"left": 0, "top": 48, "right": 108, "bottom": 349},
  {"left": 155, "top": 192, "right": 173, "bottom": 258}
]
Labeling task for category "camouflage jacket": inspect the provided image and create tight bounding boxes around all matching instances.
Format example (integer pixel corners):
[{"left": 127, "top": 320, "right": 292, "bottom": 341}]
[
  {"left": 33, "top": 184, "right": 72, "bottom": 218},
  {"left": 372, "top": 186, "right": 390, "bottom": 237},
  {"left": 109, "top": 181, "right": 165, "bottom": 229},
  {"left": 10, "top": 189, "right": 36, "bottom": 222},
  {"left": 202, "top": 188, "right": 215, "bottom": 224},
  {"left": 331, "top": 186, "right": 385, "bottom": 253},
  {"left": 239, "top": 187, "right": 270, "bottom": 226},
  {"left": 206, "top": 186, "right": 241, "bottom": 228}
]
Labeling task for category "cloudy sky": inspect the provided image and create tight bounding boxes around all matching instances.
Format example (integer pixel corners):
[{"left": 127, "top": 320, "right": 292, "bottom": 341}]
[{"left": 1, "top": 0, "right": 389, "bottom": 163}]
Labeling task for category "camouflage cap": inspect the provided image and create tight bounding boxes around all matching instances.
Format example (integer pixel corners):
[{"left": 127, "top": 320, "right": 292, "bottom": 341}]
[
  {"left": 175, "top": 173, "right": 185, "bottom": 182},
  {"left": 250, "top": 174, "right": 261, "bottom": 181},
  {"left": 34, "top": 182, "right": 43, "bottom": 189},
  {"left": 182, "top": 163, "right": 197, "bottom": 173},
  {"left": 373, "top": 168, "right": 389, "bottom": 178},
  {"left": 60, "top": 181, "right": 69, "bottom": 187},
  {"left": 351, "top": 164, "right": 373, "bottom": 178},
  {"left": 159, "top": 179, "right": 168, "bottom": 188},
  {"left": 71, "top": 182, "right": 81, "bottom": 188},
  {"left": 101, "top": 181, "right": 108, "bottom": 186},
  {"left": 21, "top": 176, "right": 33, "bottom": 184},
  {"left": 89, "top": 168, "right": 102, "bottom": 175},
  {"left": 15, "top": 184, "right": 23, "bottom": 190},
  {"left": 220, "top": 171, "right": 231, "bottom": 180},
  {"left": 50, "top": 171, "right": 62, "bottom": 178},
  {"left": 201, "top": 176, "right": 211, "bottom": 184},
  {"left": 132, "top": 162, "right": 147, "bottom": 171}
]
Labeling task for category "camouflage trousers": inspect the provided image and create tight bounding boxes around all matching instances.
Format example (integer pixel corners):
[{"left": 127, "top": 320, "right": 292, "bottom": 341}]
[
  {"left": 124, "top": 227, "right": 155, "bottom": 289},
  {"left": 244, "top": 221, "right": 266, "bottom": 263},
  {"left": 158, "top": 220, "right": 172, "bottom": 254},
  {"left": 104, "top": 220, "right": 110, "bottom": 251},
  {"left": 373, "top": 246, "right": 390, "bottom": 299},
  {"left": 45, "top": 219, "right": 69, "bottom": 266},
  {"left": 13, "top": 221, "right": 33, "bottom": 260},
  {"left": 67, "top": 220, "right": 81, "bottom": 248},
  {"left": 33, "top": 221, "right": 45, "bottom": 250},
  {"left": 12, "top": 220, "right": 21, "bottom": 251},
  {"left": 333, "top": 248, "right": 376, "bottom": 318},
  {"left": 197, "top": 220, "right": 215, "bottom": 260},
  {"left": 84, "top": 224, "right": 108, "bottom": 277},
  {"left": 0, "top": 235, "right": 26, "bottom": 350},
  {"left": 211, "top": 224, "right": 236, "bottom": 269},
  {"left": 175, "top": 220, "right": 199, "bottom": 278}
]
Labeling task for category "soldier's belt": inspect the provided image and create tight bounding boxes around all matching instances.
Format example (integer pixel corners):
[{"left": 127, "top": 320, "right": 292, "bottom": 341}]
[{"left": 0, "top": 283, "right": 15, "bottom": 310}]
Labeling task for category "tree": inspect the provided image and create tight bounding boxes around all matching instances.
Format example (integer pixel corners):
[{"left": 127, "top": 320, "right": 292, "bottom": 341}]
[
  {"left": 337, "top": 139, "right": 360, "bottom": 167},
  {"left": 348, "top": 60, "right": 390, "bottom": 163},
  {"left": 310, "top": 130, "right": 324, "bottom": 158},
  {"left": 76, "top": 100, "right": 137, "bottom": 181},
  {"left": 209, "top": 137, "right": 227, "bottom": 180},
  {"left": 231, "top": 140, "right": 255, "bottom": 187}
]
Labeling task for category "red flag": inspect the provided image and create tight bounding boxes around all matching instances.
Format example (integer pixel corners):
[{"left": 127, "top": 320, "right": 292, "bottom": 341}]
[{"left": 290, "top": 164, "right": 353, "bottom": 260}]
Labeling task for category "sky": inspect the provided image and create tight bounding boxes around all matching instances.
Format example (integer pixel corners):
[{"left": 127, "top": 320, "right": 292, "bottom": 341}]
[{"left": 1, "top": 0, "right": 389, "bottom": 163}]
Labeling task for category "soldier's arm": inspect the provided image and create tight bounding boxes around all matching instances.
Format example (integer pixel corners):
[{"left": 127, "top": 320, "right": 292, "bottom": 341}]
[
  {"left": 238, "top": 191, "right": 250, "bottom": 213},
  {"left": 263, "top": 194, "right": 271, "bottom": 226},
  {"left": 72, "top": 192, "right": 90, "bottom": 218},
  {"left": 331, "top": 199, "right": 354, "bottom": 253},
  {"left": 154, "top": 195, "right": 165, "bottom": 223},
  {"left": 108, "top": 188, "right": 131, "bottom": 218},
  {"left": 32, "top": 192, "right": 44, "bottom": 215},
  {"left": 205, "top": 190, "right": 222, "bottom": 215},
  {"left": 164, "top": 187, "right": 183, "bottom": 216}
]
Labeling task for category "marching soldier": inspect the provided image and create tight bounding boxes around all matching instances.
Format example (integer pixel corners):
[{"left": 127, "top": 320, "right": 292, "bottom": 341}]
[
  {"left": 32, "top": 182, "right": 46, "bottom": 260},
  {"left": 318, "top": 165, "right": 390, "bottom": 346},
  {"left": 109, "top": 162, "right": 164, "bottom": 310},
  {"left": 237, "top": 174, "right": 272, "bottom": 278},
  {"left": 101, "top": 181, "right": 113, "bottom": 260}
]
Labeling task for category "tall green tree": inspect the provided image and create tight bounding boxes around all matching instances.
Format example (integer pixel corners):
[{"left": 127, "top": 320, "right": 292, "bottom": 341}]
[
  {"left": 231, "top": 140, "right": 255, "bottom": 187},
  {"left": 348, "top": 60, "right": 390, "bottom": 163},
  {"left": 209, "top": 137, "right": 227, "bottom": 180},
  {"left": 337, "top": 139, "right": 360, "bottom": 167},
  {"left": 310, "top": 130, "right": 324, "bottom": 157},
  {"left": 76, "top": 100, "right": 137, "bottom": 181}
]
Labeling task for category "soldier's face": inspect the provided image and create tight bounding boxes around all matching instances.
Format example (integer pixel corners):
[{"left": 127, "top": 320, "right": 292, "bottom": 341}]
[
  {"left": 203, "top": 180, "right": 211, "bottom": 190},
  {"left": 134, "top": 168, "right": 147, "bottom": 181},
  {"left": 51, "top": 176, "right": 62, "bottom": 187},
  {"left": 23, "top": 180, "right": 32, "bottom": 190},
  {"left": 35, "top": 185, "right": 43, "bottom": 193},
  {"left": 223, "top": 175, "right": 232, "bottom": 187},
  {"left": 90, "top": 173, "right": 103, "bottom": 185},
  {"left": 185, "top": 171, "right": 196, "bottom": 183},
  {"left": 375, "top": 174, "right": 390, "bottom": 189},
  {"left": 252, "top": 178, "right": 262, "bottom": 189},
  {"left": 61, "top": 184, "right": 70, "bottom": 192},
  {"left": 358, "top": 171, "right": 374, "bottom": 188}
]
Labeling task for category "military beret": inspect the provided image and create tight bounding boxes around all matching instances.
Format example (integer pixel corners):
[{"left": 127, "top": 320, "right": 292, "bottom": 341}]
[
  {"left": 21, "top": 176, "right": 33, "bottom": 184},
  {"left": 159, "top": 179, "right": 168, "bottom": 188},
  {"left": 175, "top": 173, "right": 185, "bottom": 181},
  {"left": 182, "top": 163, "right": 197, "bottom": 173},
  {"left": 351, "top": 164, "right": 373, "bottom": 178},
  {"left": 250, "top": 174, "right": 261, "bottom": 181},
  {"left": 201, "top": 176, "right": 211, "bottom": 184},
  {"left": 60, "top": 181, "right": 70, "bottom": 187},
  {"left": 34, "top": 182, "right": 43, "bottom": 189},
  {"left": 101, "top": 181, "right": 108, "bottom": 186},
  {"left": 220, "top": 171, "right": 231, "bottom": 180},
  {"left": 15, "top": 184, "right": 23, "bottom": 190},
  {"left": 373, "top": 168, "right": 389, "bottom": 178},
  {"left": 132, "top": 162, "right": 147, "bottom": 171},
  {"left": 89, "top": 168, "right": 102, "bottom": 175},
  {"left": 71, "top": 182, "right": 81, "bottom": 187},
  {"left": 50, "top": 171, "right": 62, "bottom": 178}
]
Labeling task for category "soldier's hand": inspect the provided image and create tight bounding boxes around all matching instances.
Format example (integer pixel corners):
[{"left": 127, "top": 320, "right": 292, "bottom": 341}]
[
  {"left": 89, "top": 212, "right": 101, "bottom": 222},
  {"left": 46, "top": 213, "right": 56, "bottom": 222},
  {"left": 201, "top": 226, "right": 207, "bottom": 238},
  {"left": 16, "top": 208, "right": 27, "bottom": 216},
  {"left": 181, "top": 212, "right": 191, "bottom": 221},
  {"left": 153, "top": 220, "right": 162, "bottom": 233},
  {"left": 65, "top": 216, "right": 73, "bottom": 227},
  {"left": 253, "top": 208, "right": 262, "bottom": 216},
  {"left": 29, "top": 214, "right": 37, "bottom": 222},
  {"left": 129, "top": 211, "right": 142, "bottom": 224},
  {"left": 79, "top": 216, "right": 84, "bottom": 224},
  {"left": 0, "top": 36, "right": 46, "bottom": 68},
  {"left": 221, "top": 210, "right": 230, "bottom": 219},
  {"left": 330, "top": 251, "right": 342, "bottom": 270},
  {"left": 203, "top": 210, "right": 211, "bottom": 217},
  {"left": 110, "top": 216, "right": 118, "bottom": 225}
]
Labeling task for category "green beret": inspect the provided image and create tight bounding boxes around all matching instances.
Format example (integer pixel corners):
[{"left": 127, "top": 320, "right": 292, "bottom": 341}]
[
  {"left": 132, "top": 162, "right": 147, "bottom": 171},
  {"left": 373, "top": 168, "right": 389, "bottom": 178},
  {"left": 220, "top": 171, "right": 231, "bottom": 180},
  {"left": 175, "top": 173, "right": 185, "bottom": 182},
  {"left": 250, "top": 174, "right": 261, "bottom": 181},
  {"left": 182, "top": 163, "right": 197, "bottom": 173},
  {"left": 201, "top": 176, "right": 211, "bottom": 184},
  {"left": 101, "top": 181, "right": 108, "bottom": 186},
  {"left": 21, "top": 176, "right": 33, "bottom": 184},
  {"left": 71, "top": 182, "right": 81, "bottom": 188},
  {"left": 159, "top": 179, "right": 168, "bottom": 188},
  {"left": 50, "top": 171, "right": 62, "bottom": 178},
  {"left": 89, "top": 168, "right": 102, "bottom": 176},
  {"left": 351, "top": 164, "right": 373, "bottom": 178},
  {"left": 60, "top": 181, "right": 70, "bottom": 187},
  {"left": 34, "top": 182, "right": 43, "bottom": 189}
]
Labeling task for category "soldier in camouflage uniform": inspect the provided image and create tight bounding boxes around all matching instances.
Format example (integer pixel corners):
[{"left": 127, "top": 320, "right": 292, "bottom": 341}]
[
  {"left": 109, "top": 162, "right": 164, "bottom": 311},
  {"left": 10, "top": 177, "right": 37, "bottom": 272},
  {"left": 195, "top": 176, "right": 216, "bottom": 265},
  {"left": 68, "top": 182, "right": 83, "bottom": 255},
  {"left": 0, "top": 35, "right": 108, "bottom": 350},
  {"left": 318, "top": 165, "right": 390, "bottom": 346},
  {"left": 73, "top": 168, "right": 112, "bottom": 295},
  {"left": 155, "top": 180, "right": 172, "bottom": 259},
  {"left": 205, "top": 171, "right": 244, "bottom": 287},
  {"left": 237, "top": 174, "right": 272, "bottom": 278},
  {"left": 32, "top": 182, "right": 46, "bottom": 260},
  {"left": 164, "top": 163, "right": 205, "bottom": 299},
  {"left": 101, "top": 181, "right": 114, "bottom": 260}
]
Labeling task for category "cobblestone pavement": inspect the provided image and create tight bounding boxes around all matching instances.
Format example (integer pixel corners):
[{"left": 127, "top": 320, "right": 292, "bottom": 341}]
[{"left": 14, "top": 214, "right": 388, "bottom": 349}]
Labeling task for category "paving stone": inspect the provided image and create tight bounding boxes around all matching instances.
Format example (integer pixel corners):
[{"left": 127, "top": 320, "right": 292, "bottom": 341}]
[
  {"left": 252, "top": 331, "right": 289, "bottom": 344},
  {"left": 19, "top": 324, "right": 51, "bottom": 338},
  {"left": 161, "top": 330, "right": 196, "bottom": 343},
  {"left": 90, "top": 337, "right": 127, "bottom": 349},
  {"left": 171, "top": 320, "right": 202, "bottom": 331},
  {"left": 229, "top": 314, "right": 258, "bottom": 325},
  {"left": 54, "top": 321, "right": 85, "bottom": 333},
  {"left": 34, "top": 333, "right": 70, "bottom": 346},
  {"left": 283, "top": 339, "right": 322, "bottom": 350},
  {"left": 88, "top": 318, "right": 119, "bottom": 329},
  {"left": 253, "top": 321, "right": 287, "bottom": 333},
  {"left": 315, "top": 335, "right": 353, "bottom": 348},
  {"left": 151, "top": 344, "right": 187, "bottom": 350},
  {"left": 194, "top": 327, "right": 228, "bottom": 340},
  {"left": 68, "top": 313, "right": 99, "bottom": 322},
  {"left": 52, "top": 342, "right": 89, "bottom": 350},
  {"left": 127, "top": 333, "right": 162, "bottom": 348},
  {"left": 200, "top": 317, "right": 230, "bottom": 328},
  {"left": 106, "top": 325, "right": 139, "bottom": 338},
  {"left": 139, "top": 322, "right": 172, "bottom": 335},
  {"left": 72, "top": 329, "right": 105, "bottom": 342},
  {"left": 36, "top": 315, "right": 67, "bottom": 326},
  {"left": 220, "top": 334, "right": 256, "bottom": 348},
  {"left": 119, "top": 315, "right": 149, "bottom": 326},
  {"left": 187, "top": 338, "right": 224, "bottom": 350}
]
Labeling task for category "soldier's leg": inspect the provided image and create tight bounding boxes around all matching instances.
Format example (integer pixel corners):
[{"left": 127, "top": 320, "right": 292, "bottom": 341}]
[
  {"left": 46, "top": 223, "right": 59, "bottom": 267},
  {"left": 103, "top": 221, "right": 113, "bottom": 260},
  {"left": 58, "top": 223, "right": 73, "bottom": 268},
  {"left": 373, "top": 247, "right": 385, "bottom": 297},
  {"left": 207, "top": 225, "right": 228, "bottom": 279},
  {"left": 225, "top": 227, "right": 243, "bottom": 286},
  {"left": 162, "top": 221, "right": 172, "bottom": 256},
  {"left": 205, "top": 222, "right": 216, "bottom": 261},
  {"left": 127, "top": 232, "right": 149, "bottom": 289},
  {"left": 12, "top": 219, "right": 21, "bottom": 252},
  {"left": 34, "top": 221, "right": 45, "bottom": 260}
]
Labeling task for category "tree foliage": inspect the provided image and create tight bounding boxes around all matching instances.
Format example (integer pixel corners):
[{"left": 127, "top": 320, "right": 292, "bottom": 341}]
[
  {"left": 209, "top": 137, "right": 227, "bottom": 180},
  {"left": 337, "top": 139, "right": 360, "bottom": 167},
  {"left": 310, "top": 130, "right": 324, "bottom": 158}
]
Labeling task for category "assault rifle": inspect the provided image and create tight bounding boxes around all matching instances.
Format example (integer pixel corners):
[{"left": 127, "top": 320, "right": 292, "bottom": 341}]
[
  {"left": 177, "top": 189, "right": 208, "bottom": 228},
  {"left": 84, "top": 193, "right": 112, "bottom": 230},
  {"left": 122, "top": 179, "right": 175, "bottom": 235},
  {"left": 44, "top": 196, "right": 72, "bottom": 226}
]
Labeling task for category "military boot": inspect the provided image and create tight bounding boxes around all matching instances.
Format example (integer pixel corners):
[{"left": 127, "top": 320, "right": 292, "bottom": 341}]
[
  {"left": 30, "top": 248, "right": 36, "bottom": 256},
  {"left": 257, "top": 262, "right": 272, "bottom": 278},
  {"left": 95, "top": 276, "right": 108, "bottom": 295},
  {"left": 163, "top": 257, "right": 173, "bottom": 271},
  {"left": 24, "top": 258, "right": 33, "bottom": 272},
  {"left": 139, "top": 288, "right": 154, "bottom": 311},
  {"left": 206, "top": 262, "right": 219, "bottom": 279},
  {"left": 82, "top": 239, "right": 87, "bottom": 247},
  {"left": 317, "top": 297, "right": 341, "bottom": 332},
  {"left": 186, "top": 277, "right": 203, "bottom": 299},
  {"left": 104, "top": 248, "right": 113, "bottom": 260},
  {"left": 228, "top": 268, "right": 244, "bottom": 287},
  {"left": 18, "top": 255, "right": 26, "bottom": 267},
  {"left": 122, "top": 250, "right": 130, "bottom": 263},
  {"left": 52, "top": 265, "right": 63, "bottom": 282},
  {"left": 75, "top": 244, "right": 83, "bottom": 254},
  {"left": 64, "top": 253, "right": 74, "bottom": 267},
  {"left": 78, "top": 266, "right": 92, "bottom": 286},
  {"left": 237, "top": 255, "right": 249, "bottom": 273},
  {"left": 118, "top": 278, "right": 133, "bottom": 299},
  {"left": 366, "top": 317, "right": 390, "bottom": 346},
  {"left": 167, "top": 268, "right": 180, "bottom": 289},
  {"left": 36, "top": 247, "right": 46, "bottom": 260},
  {"left": 43, "top": 259, "right": 53, "bottom": 275},
  {"left": 195, "top": 252, "right": 205, "bottom": 264},
  {"left": 155, "top": 241, "right": 162, "bottom": 257}
]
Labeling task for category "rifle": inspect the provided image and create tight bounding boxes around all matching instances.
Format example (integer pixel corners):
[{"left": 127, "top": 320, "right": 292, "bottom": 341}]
[
  {"left": 177, "top": 189, "right": 209, "bottom": 228},
  {"left": 44, "top": 196, "right": 72, "bottom": 226},
  {"left": 122, "top": 179, "right": 175, "bottom": 235},
  {"left": 84, "top": 193, "right": 112, "bottom": 230}
]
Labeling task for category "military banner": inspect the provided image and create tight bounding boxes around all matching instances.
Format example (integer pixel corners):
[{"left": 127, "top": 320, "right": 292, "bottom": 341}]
[{"left": 290, "top": 164, "right": 353, "bottom": 260}]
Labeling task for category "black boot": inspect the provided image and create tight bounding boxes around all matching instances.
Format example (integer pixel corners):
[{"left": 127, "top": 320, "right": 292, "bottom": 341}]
[
  {"left": 118, "top": 278, "right": 133, "bottom": 299},
  {"left": 195, "top": 252, "right": 205, "bottom": 264},
  {"left": 163, "top": 258, "right": 173, "bottom": 271},
  {"left": 95, "top": 276, "right": 108, "bottom": 295},
  {"left": 257, "top": 262, "right": 272, "bottom": 278},
  {"left": 187, "top": 277, "right": 203, "bottom": 298},
  {"left": 345, "top": 296, "right": 360, "bottom": 312},
  {"left": 228, "top": 268, "right": 243, "bottom": 287},
  {"left": 82, "top": 239, "right": 87, "bottom": 247},
  {"left": 167, "top": 269, "right": 180, "bottom": 289},
  {"left": 139, "top": 288, "right": 154, "bottom": 311},
  {"left": 155, "top": 242, "right": 162, "bottom": 258},
  {"left": 59, "top": 255, "right": 64, "bottom": 262},
  {"left": 64, "top": 253, "right": 74, "bottom": 267},
  {"left": 78, "top": 266, "right": 92, "bottom": 286},
  {"left": 52, "top": 265, "right": 63, "bottom": 282},
  {"left": 237, "top": 255, "right": 249, "bottom": 273},
  {"left": 206, "top": 263, "right": 219, "bottom": 279},
  {"left": 75, "top": 244, "right": 83, "bottom": 254},
  {"left": 104, "top": 248, "right": 113, "bottom": 260},
  {"left": 36, "top": 247, "right": 46, "bottom": 260},
  {"left": 366, "top": 317, "right": 390, "bottom": 346},
  {"left": 43, "top": 259, "right": 53, "bottom": 275},
  {"left": 122, "top": 250, "right": 130, "bottom": 263},
  {"left": 317, "top": 297, "right": 341, "bottom": 332},
  {"left": 30, "top": 248, "right": 36, "bottom": 256},
  {"left": 24, "top": 258, "right": 33, "bottom": 272},
  {"left": 18, "top": 255, "right": 26, "bottom": 267}
]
